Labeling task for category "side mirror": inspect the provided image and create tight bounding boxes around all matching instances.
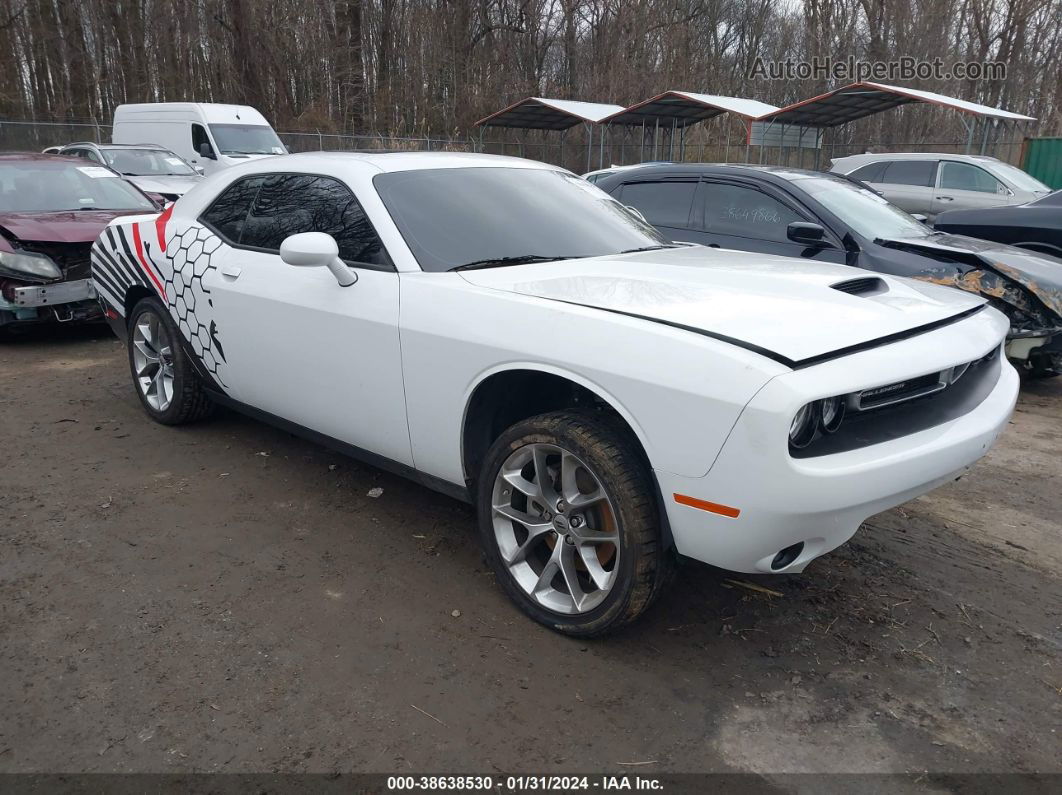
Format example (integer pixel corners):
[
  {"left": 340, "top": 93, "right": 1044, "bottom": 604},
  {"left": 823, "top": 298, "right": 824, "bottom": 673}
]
[
  {"left": 279, "top": 232, "right": 357, "bottom": 287},
  {"left": 911, "top": 213, "right": 929, "bottom": 224},
  {"left": 198, "top": 142, "right": 217, "bottom": 160},
  {"left": 787, "top": 222, "right": 830, "bottom": 247}
]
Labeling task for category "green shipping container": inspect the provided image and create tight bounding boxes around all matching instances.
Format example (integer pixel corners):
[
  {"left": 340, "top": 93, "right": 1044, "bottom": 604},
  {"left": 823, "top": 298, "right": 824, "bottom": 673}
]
[{"left": 1022, "top": 137, "right": 1062, "bottom": 189}]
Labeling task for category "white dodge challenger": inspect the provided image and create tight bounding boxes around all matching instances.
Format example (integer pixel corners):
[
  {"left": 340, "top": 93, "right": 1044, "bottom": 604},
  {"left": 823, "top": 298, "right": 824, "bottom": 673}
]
[{"left": 91, "top": 152, "right": 1018, "bottom": 636}]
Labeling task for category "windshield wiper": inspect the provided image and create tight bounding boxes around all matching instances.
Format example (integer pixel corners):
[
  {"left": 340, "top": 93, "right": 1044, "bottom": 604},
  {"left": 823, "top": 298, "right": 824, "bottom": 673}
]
[
  {"left": 452, "top": 254, "right": 581, "bottom": 271},
  {"left": 618, "top": 244, "right": 676, "bottom": 254}
]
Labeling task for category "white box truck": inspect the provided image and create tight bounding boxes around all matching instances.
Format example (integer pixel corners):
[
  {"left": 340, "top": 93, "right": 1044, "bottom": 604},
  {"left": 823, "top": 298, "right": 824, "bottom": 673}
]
[{"left": 112, "top": 103, "right": 287, "bottom": 176}]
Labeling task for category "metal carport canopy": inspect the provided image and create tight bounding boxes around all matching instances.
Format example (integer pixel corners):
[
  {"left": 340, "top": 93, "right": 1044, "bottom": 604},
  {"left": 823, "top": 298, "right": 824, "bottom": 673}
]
[
  {"left": 602, "top": 91, "right": 779, "bottom": 126},
  {"left": 756, "top": 81, "right": 1036, "bottom": 127},
  {"left": 474, "top": 97, "right": 626, "bottom": 130}
]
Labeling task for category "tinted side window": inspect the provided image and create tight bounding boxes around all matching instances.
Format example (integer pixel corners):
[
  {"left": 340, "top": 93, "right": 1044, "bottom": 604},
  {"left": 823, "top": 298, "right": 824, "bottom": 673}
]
[
  {"left": 192, "top": 124, "right": 211, "bottom": 154},
  {"left": 200, "top": 176, "right": 265, "bottom": 243},
  {"left": 618, "top": 181, "right": 696, "bottom": 228},
  {"left": 939, "top": 162, "right": 1005, "bottom": 194},
  {"left": 880, "top": 160, "right": 936, "bottom": 187},
  {"left": 849, "top": 162, "right": 888, "bottom": 183},
  {"left": 240, "top": 174, "right": 388, "bottom": 266},
  {"left": 699, "top": 182, "right": 803, "bottom": 242}
]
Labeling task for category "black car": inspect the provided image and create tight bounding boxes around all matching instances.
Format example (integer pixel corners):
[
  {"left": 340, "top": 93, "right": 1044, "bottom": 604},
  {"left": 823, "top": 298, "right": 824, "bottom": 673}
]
[
  {"left": 933, "top": 190, "right": 1062, "bottom": 259},
  {"left": 595, "top": 163, "right": 1062, "bottom": 376}
]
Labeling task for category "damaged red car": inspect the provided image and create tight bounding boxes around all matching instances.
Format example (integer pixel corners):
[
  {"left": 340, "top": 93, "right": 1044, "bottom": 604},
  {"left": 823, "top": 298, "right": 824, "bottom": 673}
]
[{"left": 0, "top": 153, "right": 157, "bottom": 334}]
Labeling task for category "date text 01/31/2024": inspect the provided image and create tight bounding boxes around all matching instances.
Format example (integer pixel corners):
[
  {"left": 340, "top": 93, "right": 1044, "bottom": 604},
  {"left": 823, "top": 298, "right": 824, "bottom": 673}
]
[{"left": 386, "top": 775, "right": 664, "bottom": 790}]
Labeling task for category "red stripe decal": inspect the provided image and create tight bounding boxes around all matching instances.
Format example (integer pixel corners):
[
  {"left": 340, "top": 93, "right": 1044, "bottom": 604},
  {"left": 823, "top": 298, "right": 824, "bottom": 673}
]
[
  {"left": 132, "top": 223, "right": 166, "bottom": 298},
  {"left": 155, "top": 203, "right": 174, "bottom": 251}
]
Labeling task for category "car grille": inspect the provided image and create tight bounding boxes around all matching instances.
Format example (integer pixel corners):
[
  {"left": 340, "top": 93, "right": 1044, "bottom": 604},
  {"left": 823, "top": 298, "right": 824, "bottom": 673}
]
[
  {"left": 791, "top": 346, "right": 1002, "bottom": 459},
  {"left": 853, "top": 347, "right": 998, "bottom": 412},
  {"left": 15, "top": 241, "right": 93, "bottom": 281}
]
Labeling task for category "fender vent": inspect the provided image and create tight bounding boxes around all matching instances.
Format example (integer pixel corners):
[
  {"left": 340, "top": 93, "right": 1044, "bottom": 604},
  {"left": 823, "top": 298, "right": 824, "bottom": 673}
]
[{"left": 831, "top": 276, "right": 887, "bottom": 296}]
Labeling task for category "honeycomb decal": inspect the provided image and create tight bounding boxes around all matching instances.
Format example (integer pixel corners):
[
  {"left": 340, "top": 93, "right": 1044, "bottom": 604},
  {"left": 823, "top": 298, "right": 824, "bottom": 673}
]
[{"left": 161, "top": 224, "right": 228, "bottom": 387}]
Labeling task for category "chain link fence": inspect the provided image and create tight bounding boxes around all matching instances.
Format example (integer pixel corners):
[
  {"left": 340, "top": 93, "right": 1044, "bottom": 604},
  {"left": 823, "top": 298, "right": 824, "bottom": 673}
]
[{"left": 0, "top": 118, "right": 1026, "bottom": 173}]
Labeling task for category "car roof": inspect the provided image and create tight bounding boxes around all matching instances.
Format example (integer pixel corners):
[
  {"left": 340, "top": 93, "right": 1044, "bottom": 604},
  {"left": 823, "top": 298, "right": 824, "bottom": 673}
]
[
  {"left": 0, "top": 151, "right": 86, "bottom": 163},
  {"left": 214, "top": 150, "right": 558, "bottom": 176},
  {"left": 835, "top": 152, "right": 1000, "bottom": 164},
  {"left": 595, "top": 162, "right": 830, "bottom": 183},
  {"left": 62, "top": 142, "right": 170, "bottom": 150}
]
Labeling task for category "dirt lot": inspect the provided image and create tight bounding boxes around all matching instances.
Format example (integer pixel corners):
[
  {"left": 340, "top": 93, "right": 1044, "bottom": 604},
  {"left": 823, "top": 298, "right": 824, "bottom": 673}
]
[{"left": 1, "top": 326, "right": 1060, "bottom": 776}]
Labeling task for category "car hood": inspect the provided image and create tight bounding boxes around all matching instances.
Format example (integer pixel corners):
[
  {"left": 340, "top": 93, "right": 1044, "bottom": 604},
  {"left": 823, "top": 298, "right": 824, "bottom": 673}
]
[
  {"left": 458, "top": 245, "right": 986, "bottom": 366},
  {"left": 124, "top": 175, "right": 202, "bottom": 195},
  {"left": 0, "top": 210, "right": 147, "bottom": 244},
  {"left": 879, "top": 233, "right": 1062, "bottom": 318}
]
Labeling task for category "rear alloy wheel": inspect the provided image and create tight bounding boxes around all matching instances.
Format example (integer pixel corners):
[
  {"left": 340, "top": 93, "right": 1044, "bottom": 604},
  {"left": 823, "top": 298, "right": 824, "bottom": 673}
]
[
  {"left": 478, "top": 411, "right": 669, "bottom": 636},
  {"left": 127, "top": 298, "right": 214, "bottom": 425}
]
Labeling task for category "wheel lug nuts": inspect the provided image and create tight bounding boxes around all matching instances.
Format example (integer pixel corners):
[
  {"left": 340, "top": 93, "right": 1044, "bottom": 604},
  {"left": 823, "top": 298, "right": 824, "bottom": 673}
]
[
  {"left": 570, "top": 516, "right": 583, "bottom": 528},
  {"left": 543, "top": 511, "right": 552, "bottom": 520}
]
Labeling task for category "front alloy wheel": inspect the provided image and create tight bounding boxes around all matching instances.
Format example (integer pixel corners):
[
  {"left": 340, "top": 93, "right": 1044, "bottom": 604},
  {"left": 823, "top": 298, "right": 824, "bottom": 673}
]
[
  {"left": 491, "top": 442, "right": 620, "bottom": 614},
  {"left": 132, "top": 310, "right": 175, "bottom": 412},
  {"left": 126, "top": 297, "right": 214, "bottom": 425},
  {"left": 478, "top": 410, "right": 670, "bottom": 636}
]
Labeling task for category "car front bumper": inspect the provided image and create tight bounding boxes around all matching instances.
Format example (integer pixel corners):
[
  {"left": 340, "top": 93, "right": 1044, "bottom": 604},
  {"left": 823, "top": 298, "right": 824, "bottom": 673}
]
[
  {"left": 0, "top": 278, "right": 102, "bottom": 326},
  {"left": 11, "top": 278, "right": 96, "bottom": 307},
  {"left": 656, "top": 308, "right": 1018, "bottom": 574}
]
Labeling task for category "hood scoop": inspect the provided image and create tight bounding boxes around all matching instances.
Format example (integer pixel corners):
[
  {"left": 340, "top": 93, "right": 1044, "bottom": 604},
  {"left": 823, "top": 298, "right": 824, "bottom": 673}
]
[{"left": 831, "top": 276, "right": 887, "bottom": 296}]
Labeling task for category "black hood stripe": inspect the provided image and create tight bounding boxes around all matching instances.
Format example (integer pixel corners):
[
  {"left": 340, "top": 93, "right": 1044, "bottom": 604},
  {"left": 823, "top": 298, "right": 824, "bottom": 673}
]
[{"left": 542, "top": 297, "right": 986, "bottom": 370}]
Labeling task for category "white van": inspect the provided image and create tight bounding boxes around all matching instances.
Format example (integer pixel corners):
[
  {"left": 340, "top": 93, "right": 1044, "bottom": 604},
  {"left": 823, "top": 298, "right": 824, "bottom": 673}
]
[{"left": 112, "top": 103, "right": 287, "bottom": 176}]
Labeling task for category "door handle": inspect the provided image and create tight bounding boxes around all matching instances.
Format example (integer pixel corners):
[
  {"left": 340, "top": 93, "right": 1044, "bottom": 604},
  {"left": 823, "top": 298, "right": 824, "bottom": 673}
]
[
  {"left": 220, "top": 265, "right": 242, "bottom": 279},
  {"left": 937, "top": 195, "right": 954, "bottom": 201}
]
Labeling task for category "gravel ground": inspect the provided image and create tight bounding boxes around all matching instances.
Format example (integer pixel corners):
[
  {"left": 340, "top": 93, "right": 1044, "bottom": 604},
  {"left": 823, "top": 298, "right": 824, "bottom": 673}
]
[{"left": 1, "top": 326, "right": 1059, "bottom": 776}]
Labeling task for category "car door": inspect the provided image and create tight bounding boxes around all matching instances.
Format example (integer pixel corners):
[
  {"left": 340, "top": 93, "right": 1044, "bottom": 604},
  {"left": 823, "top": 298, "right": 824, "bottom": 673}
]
[
  {"left": 869, "top": 160, "right": 937, "bottom": 215},
  {"left": 932, "top": 160, "right": 1013, "bottom": 216},
  {"left": 202, "top": 172, "right": 413, "bottom": 466},
  {"left": 612, "top": 179, "right": 698, "bottom": 242},
  {"left": 690, "top": 179, "right": 846, "bottom": 263}
]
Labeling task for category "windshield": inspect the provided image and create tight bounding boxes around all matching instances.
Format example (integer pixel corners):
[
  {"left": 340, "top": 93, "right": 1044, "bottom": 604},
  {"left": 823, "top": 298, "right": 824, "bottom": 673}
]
[
  {"left": 992, "top": 162, "right": 1050, "bottom": 193},
  {"left": 0, "top": 162, "right": 156, "bottom": 212},
  {"left": 373, "top": 167, "right": 667, "bottom": 272},
  {"left": 798, "top": 175, "right": 931, "bottom": 240},
  {"left": 209, "top": 124, "right": 286, "bottom": 155},
  {"left": 101, "top": 148, "right": 196, "bottom": 176}
]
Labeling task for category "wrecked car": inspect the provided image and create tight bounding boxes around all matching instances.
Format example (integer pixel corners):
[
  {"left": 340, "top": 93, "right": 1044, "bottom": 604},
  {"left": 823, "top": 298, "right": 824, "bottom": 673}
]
[
  {"left": 0, "top": 153, "right": 159, "bottom": 334},
  {"left": 594, "top": 164, "right": 1062, "bottom": 377}
]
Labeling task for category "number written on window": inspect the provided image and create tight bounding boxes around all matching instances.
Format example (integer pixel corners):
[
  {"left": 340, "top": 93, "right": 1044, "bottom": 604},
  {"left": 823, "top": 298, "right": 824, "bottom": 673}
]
[{"left": 699, "top": 183, "right": 803, "bottom": 243}]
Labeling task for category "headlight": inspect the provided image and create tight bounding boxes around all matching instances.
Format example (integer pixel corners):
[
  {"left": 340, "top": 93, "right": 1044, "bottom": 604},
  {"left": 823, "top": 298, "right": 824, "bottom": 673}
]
[
  {"left": 0, "top": 250, "right": 62, "bottom": 280},
  {"left": 789, "top": 403, "right": 818, "bottom": 448},
  {"left": 819, "top": 396, "right": 845, "bottom": 433},
  {"left": 791, "top": 395, "right": 846, "bottom": 449}
]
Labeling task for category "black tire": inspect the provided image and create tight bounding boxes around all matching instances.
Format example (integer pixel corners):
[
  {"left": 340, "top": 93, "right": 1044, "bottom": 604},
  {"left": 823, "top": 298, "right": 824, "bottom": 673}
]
[
  {"left": 127, "top": 297, "right": 214, "bottom": 425},
  {"left": 477, "top": 410, "right": 670, "bottom": 637}
]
